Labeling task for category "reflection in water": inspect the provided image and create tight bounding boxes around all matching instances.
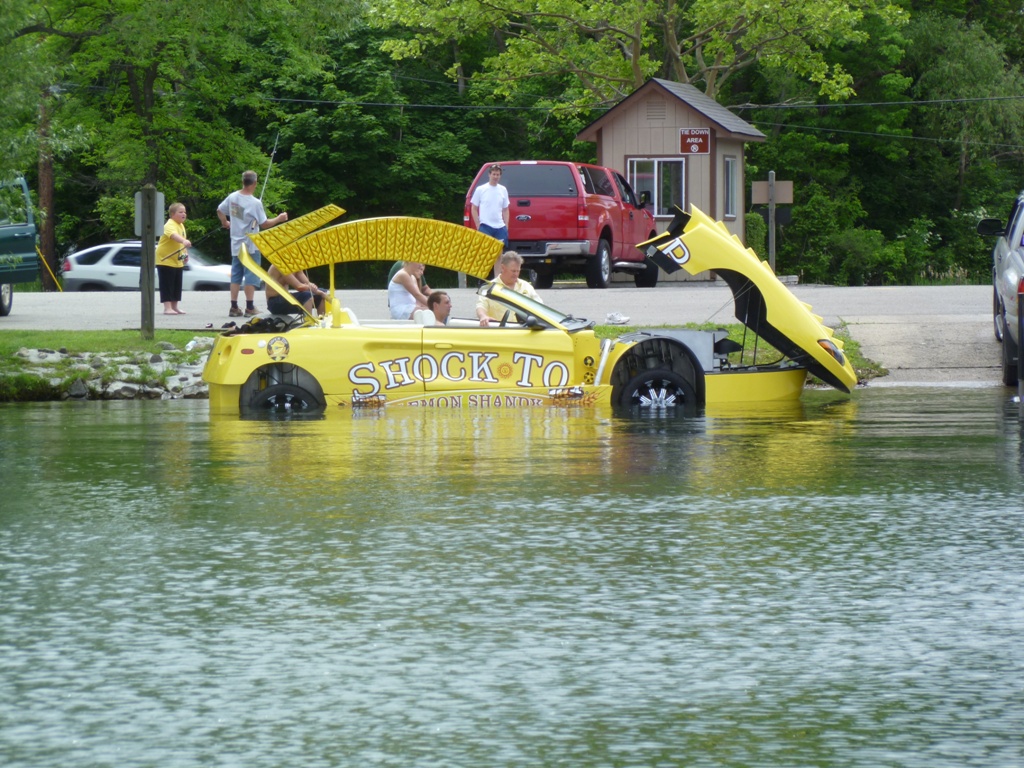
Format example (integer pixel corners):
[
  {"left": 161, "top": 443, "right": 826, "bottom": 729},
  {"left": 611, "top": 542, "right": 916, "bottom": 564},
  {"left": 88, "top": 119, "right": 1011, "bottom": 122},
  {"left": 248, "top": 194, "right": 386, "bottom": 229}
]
[{"left": 1, "top": 387, "right": 1023, "bottom": 767}]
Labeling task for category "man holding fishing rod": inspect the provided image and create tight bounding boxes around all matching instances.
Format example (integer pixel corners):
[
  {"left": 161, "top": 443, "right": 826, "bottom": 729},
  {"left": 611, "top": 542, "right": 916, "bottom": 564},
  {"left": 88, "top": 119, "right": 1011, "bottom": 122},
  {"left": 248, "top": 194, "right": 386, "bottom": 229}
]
[{"left": 217, "top": 169, "right": 288, "bottom": 317}]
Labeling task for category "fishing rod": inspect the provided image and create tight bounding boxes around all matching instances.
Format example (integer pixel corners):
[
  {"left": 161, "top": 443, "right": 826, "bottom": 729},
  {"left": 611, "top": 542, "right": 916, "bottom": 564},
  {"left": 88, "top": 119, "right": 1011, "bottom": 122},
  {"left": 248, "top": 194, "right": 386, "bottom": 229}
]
[
  {"left": 260, "top": 131, "right": 280, "bottom": 202},
  {"left": 163, "top": 225, "right": 221, "bottom": 263},
  {"left": 165, "top": 130, "right": 280, "bottom": 263}
]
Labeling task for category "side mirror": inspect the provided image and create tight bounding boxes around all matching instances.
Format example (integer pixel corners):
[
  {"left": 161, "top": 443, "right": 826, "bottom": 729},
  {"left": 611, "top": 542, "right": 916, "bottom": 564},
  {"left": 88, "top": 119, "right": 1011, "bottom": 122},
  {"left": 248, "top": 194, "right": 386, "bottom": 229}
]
[
  {"left": 638, "top": 191, "right": 650, "bottom": 208},
  {"left": 524, "top": 315, "right": 545, "bottom": 329},
  {"left": 977, "top": 218, "right": 1005, "bottom": 237}
]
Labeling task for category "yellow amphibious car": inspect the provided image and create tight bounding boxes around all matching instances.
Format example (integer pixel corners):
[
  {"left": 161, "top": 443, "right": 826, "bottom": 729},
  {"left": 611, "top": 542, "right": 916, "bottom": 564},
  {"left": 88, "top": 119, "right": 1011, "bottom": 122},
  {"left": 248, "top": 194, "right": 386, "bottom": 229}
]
[{"left": 202, "top": 205, "right": 857, "bottom": 414}]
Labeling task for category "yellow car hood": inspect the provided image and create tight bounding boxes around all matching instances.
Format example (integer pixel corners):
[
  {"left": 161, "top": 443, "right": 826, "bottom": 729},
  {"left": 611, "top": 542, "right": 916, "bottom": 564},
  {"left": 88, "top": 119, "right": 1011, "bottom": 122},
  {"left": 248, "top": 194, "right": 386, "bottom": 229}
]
[{"left": 641, "top": 206, "right": 858, "bottom": 393}]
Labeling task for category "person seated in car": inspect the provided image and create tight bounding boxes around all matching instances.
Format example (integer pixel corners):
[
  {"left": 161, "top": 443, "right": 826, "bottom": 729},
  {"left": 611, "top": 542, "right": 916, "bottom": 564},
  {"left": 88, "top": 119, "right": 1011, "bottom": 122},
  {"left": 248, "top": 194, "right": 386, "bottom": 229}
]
[
  {"left": 427, "top": 291, "right": 452, "bottom": 326},
  {"left": 266, "top": 263, "right": 326, "bottom": 315},
  {"left": 389, "top": 261, "right": 431, "bottom": 320},
  {"left": 476, "top": 251, "right": 543, "bottom": 326},
  {"left": 388, "top": 260, "right": 430, "bottom": 295}
]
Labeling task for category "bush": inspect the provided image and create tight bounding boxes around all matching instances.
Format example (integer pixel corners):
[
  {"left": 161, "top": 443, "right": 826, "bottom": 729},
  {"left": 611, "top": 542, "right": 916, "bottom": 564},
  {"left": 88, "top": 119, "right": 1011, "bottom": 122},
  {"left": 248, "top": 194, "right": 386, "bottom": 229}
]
[{"left": 745, "top": 213, "right": 767, "bottom": 259}]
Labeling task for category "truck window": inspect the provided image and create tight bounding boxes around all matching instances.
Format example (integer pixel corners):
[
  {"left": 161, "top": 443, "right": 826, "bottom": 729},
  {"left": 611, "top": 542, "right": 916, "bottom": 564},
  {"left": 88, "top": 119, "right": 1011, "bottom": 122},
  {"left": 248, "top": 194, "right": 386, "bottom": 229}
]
[
  {"left": 0, "top": 183, "right": 29, "bottom": 226},
  {"left": 500, "top": 165, "right": 577, "bottom": 197},
  {"left": 613, "top": 173, "right": 638, "bottom": 207},
  {"left": 580, "top": 166, "right": 615, "bottom": 197}
]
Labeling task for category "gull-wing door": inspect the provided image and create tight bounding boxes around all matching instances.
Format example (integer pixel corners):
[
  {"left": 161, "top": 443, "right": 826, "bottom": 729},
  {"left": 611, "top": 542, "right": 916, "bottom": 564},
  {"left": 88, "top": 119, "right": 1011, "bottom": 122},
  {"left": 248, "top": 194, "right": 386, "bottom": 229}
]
[{"left": 640, "top": 206, "right": 858, "bottom": 393}]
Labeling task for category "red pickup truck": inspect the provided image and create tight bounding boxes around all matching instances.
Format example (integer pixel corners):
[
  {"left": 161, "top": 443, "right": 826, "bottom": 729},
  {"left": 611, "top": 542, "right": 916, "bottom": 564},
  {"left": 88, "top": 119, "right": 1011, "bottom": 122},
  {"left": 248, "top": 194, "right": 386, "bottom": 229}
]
[{"left": 463, "top": 160, "right": 659, "bottom": 288}]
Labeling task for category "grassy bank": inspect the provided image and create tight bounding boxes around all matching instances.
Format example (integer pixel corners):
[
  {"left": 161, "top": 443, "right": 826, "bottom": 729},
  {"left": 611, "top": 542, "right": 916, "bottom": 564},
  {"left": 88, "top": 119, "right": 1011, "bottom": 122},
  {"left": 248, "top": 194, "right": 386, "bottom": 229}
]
[
  {"left": 0, "top": 330, "right": 211, "bottom": 361},
  {"left": 0, "top": 330, "right": 215, "bottom": 401}
]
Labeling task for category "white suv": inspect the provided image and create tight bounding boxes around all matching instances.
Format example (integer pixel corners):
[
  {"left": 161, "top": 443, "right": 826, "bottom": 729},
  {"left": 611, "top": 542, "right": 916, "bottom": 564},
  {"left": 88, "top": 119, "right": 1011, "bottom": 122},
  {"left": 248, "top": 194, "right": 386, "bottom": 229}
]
[{"left": 62, "top": 241, "right": 231, "bottom": 292}]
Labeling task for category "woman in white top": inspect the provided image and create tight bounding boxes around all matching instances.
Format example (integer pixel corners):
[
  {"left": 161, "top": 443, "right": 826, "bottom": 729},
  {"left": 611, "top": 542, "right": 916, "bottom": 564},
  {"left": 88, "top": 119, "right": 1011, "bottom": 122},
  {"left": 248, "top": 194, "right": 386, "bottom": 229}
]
[{"left": 388, "top": 261, "right": 431, "bottom": 319}]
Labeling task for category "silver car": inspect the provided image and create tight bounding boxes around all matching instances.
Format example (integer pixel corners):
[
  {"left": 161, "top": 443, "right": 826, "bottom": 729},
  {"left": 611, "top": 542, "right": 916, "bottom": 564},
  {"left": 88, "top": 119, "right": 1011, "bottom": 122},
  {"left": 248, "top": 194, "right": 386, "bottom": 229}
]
[
  {"left": 978, "top": 195, "right": 1024, "bottom": 385},
  {"left": 62, "top": 240, "right": 231, "bottom": 292}
]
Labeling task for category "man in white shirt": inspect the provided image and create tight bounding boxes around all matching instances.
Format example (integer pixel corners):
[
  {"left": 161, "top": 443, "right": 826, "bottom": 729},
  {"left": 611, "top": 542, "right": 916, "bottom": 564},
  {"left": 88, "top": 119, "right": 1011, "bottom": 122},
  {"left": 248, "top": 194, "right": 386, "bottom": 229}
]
[
  {"left": 470, "top": 164, "right": 510, "bottom": 249},
  {"left": 217, "top": 170, "right": 288, "bottom": 317}
]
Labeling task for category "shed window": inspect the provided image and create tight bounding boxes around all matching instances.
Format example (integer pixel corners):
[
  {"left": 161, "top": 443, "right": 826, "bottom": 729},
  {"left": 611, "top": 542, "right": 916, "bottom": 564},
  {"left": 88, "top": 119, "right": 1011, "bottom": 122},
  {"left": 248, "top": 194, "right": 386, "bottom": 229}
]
[
  {"left": 723, "top": 156, "right": 737, "bottom": 218},
  {"left": 627, "top": 158, "right": 684, "bottom": 217}
]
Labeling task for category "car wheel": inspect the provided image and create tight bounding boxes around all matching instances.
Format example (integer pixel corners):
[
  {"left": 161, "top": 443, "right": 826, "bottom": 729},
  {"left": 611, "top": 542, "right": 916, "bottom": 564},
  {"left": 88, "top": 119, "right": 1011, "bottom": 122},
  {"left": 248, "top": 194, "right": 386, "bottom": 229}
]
[
  {"left": 0, "top": 284, "right": 12, "bottom": 317},
  {"left": 586, "top": 239, "right": 612, "bottom": 289},
  {"left": 634, "top": 259, "right": 659, "bottom": 288},
  {"left": 533, "top": 271, "right": 554, "bottom": 290},
  {"left": 248, "top": 383, "right": 323, "bottom": 412},
  {"left": 1001, "top": 332, "right": 1019, "bottom": 387},
  {"left": 994, "top": 286, "right": 1005, "bottom": 342},
  {"left": 618, "top": 369, "right": 697, "bottom": 412}
]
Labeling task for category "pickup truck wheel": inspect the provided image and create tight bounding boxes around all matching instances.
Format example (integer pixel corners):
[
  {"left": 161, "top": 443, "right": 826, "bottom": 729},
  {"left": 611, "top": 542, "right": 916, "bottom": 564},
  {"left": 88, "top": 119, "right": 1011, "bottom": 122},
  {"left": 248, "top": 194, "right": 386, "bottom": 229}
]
[
  {"left": 533, "top": 272, "right": 554, "bottom": 290},
  {"left": 1001, "top": 331, "right": 1019, "bottom": 387},
  {"left": 634, "top": 259, "right": 659, "bottom": 288},
  {"left": 619, "top": 369, "right": 697, "bottom": 413},
  {"left": 248, "top": 383, "right": 323, "bottom": 413},
  {"left": 586, "top": 239, "right": 612, "bottom": 289},
  {"left": 994, "top": 286, "right": 1005, "bottom": 342},
  {"left": 0, "top": 284, "right": 12, "bottom": 317}
]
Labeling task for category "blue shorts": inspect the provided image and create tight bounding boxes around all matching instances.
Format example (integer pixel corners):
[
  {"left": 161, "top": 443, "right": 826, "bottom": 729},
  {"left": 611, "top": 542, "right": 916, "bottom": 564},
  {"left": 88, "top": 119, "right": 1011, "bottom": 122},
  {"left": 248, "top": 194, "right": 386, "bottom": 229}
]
[
  {"left": 267, "top": 291, "right": 312, "bottom": 315},
  {"left": 231, "top": 249, "right": 263, "bottom": 287},
  {"left": 478, "top": 223, "right": 508, "bottom": 249}
]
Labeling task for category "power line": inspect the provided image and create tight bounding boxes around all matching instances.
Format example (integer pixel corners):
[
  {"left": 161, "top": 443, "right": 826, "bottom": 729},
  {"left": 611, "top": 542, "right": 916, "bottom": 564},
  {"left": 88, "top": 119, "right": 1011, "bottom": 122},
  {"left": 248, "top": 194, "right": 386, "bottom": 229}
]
[
  {"left": 731, "top": 95, "right": 1024, "bottom": 110},
  {"left": 257, "top": 95, "right": 568, "bottom": 111},
  {"left": 754, "top": 121, "right": 1024, "bottom": 150}
]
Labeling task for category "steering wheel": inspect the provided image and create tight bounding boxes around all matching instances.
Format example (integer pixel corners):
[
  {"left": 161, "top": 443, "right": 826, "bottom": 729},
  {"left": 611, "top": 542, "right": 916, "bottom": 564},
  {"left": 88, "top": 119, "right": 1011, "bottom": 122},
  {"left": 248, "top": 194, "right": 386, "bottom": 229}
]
[{"left": 499, "top": 310, "right": 510, "bottom": 327}]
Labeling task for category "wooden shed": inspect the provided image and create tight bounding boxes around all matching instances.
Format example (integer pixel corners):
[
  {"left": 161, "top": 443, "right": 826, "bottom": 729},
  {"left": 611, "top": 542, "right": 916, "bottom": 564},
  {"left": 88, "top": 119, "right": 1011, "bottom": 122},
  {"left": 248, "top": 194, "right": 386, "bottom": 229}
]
[{"left": 576, "top": 78, "right": 765, "bottom": 282}]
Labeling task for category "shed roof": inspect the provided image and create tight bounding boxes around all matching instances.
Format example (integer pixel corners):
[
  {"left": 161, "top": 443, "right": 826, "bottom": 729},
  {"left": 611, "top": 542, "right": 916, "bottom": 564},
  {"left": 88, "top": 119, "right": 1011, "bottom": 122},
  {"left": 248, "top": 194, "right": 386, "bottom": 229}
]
[{"left": 576, "top": 78, "right": 765, "bottom": 143}]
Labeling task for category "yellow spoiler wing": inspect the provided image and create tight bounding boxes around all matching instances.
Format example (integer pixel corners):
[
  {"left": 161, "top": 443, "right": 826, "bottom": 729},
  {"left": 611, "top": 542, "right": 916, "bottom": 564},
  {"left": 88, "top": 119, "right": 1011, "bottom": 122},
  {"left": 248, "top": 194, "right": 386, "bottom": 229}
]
[{"left": 265, "top": 216, "right": 503, "bottom": 279}]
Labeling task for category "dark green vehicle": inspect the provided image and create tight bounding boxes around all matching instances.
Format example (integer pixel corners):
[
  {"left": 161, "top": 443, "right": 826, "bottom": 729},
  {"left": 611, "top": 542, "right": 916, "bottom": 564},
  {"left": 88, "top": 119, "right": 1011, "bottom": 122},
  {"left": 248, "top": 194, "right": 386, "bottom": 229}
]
[{"left": 0, "top": 176, "right": 38, "bottom": 316}]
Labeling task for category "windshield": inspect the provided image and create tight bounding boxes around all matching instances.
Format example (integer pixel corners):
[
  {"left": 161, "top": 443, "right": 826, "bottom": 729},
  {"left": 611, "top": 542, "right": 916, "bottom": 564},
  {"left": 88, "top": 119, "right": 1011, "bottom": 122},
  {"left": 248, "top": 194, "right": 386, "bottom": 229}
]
[{"left": 476, "top": 282, "right": 594, "bottom": 331}]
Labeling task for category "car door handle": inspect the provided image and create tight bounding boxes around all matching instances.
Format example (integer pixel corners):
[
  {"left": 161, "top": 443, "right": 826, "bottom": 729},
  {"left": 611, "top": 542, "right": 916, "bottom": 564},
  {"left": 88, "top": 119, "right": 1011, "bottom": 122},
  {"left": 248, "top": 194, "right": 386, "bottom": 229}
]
[
  {"left": 13, "top": 232, "right": 31, "bottom": 238},
  {"left": 433, "top": 343, "right": 453, "bottom": 350}
]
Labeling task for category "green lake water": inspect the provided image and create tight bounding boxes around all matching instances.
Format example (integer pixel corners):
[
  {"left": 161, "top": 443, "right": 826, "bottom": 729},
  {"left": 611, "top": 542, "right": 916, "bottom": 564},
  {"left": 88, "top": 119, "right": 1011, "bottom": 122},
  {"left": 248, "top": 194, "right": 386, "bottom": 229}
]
[{"left": 1, "top": 387, "right": 1022, "bottom": 767}]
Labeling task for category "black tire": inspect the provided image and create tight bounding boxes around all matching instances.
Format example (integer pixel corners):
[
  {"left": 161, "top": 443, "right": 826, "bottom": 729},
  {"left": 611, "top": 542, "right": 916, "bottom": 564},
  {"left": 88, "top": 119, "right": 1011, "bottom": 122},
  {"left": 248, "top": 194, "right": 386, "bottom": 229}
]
[
  {"left": 586, "top": 239, "right": 612, "bottom": 289},
  {"left": 533, "top": 271, "right": 554, "bottom": 290},
  {"left": 1001, "top": 332, "right": 1019, "bottom": 387},
  {"left": 0, "top": 284, "right": 12, "bottom": 317},
  {"left": 618, "top": 369, "right": 697, "bottom": 411},
  {"left": 248, "top": 383, "right": 323, "bottom": 412},
  {"left": 634, "top": 259, "right": 659, "bottom": 288},
  {"left": 994, "top": 286, "right": 1005, "bottom": 342}
]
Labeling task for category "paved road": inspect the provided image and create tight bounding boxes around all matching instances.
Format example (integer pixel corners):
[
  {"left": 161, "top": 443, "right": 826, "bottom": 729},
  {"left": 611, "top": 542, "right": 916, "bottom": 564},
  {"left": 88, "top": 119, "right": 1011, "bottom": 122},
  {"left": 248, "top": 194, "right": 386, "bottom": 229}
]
[{"left": 3, "top": 281, "right": 1000, "bottom": 386}]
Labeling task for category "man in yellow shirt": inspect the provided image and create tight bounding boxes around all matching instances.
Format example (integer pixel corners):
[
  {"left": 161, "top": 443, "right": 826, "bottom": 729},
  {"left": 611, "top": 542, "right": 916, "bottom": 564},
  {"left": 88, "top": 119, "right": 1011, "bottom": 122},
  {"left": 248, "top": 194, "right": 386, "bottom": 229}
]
[{"left": 476, "top": 251, "right": 542, "bottom": 326}]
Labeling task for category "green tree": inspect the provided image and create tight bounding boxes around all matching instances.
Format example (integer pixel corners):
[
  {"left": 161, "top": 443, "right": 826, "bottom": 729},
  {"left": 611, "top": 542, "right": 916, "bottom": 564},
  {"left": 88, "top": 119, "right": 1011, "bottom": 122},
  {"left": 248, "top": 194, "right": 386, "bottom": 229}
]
[
  {"left": 8, "top": 0, "right": 356, "bottom": 259},
  {"left": 372, "top": 0, "right": 907, "bottom": 105}
]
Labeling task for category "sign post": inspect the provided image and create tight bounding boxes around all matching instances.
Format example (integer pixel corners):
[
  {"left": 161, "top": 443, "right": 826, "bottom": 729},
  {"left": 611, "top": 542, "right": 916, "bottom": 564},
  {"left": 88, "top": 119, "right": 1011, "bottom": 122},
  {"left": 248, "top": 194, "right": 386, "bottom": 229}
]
[
  {"left": 751, "top": 173, "right": 794, "bottom": 272},
  {"left": 135, "top": 186, "right": 162, "bottom": 340}
]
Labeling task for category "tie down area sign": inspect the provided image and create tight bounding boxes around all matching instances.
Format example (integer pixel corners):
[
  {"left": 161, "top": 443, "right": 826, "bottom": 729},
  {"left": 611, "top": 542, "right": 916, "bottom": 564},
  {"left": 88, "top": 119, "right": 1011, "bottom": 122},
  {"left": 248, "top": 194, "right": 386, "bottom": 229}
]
[{"left": 679, "top": 128, "right": 710, "bottom": 155}]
